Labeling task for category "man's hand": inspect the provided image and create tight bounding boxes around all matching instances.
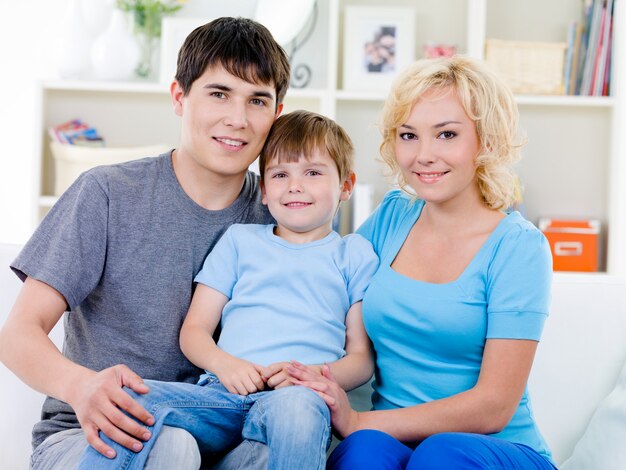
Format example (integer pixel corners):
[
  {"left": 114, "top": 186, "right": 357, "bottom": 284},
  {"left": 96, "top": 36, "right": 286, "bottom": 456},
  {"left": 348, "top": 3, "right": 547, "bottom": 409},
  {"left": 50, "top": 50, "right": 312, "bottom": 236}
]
[
  {"left": 211, "top": 356, "right": 265, "bottom": 395},
  {"left": 66, "top": 365, "right": 154, "bottom": 458}
]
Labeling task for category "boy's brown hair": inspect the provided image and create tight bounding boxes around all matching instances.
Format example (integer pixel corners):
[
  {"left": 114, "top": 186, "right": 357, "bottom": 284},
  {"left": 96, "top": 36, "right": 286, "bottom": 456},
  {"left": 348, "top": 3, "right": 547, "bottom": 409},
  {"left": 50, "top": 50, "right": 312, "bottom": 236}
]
[
  {"left": 259, "top": 110, "right": 354, "bottom": 181},
  {"left": 175, "top": 17, "right": 291, "bottom": 107}
]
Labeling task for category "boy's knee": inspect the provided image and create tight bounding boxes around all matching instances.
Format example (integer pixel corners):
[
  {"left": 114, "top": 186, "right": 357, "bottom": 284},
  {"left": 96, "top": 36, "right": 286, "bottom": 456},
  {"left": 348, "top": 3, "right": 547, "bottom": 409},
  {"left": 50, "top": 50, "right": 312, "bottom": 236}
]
[
  {"left": 147, "top": 426, "right": 200, "bottom": 470},
  {"left": 262, "top": 386, "right": 329, "bottom": 438},
  {"left": 276, "top": 386, "right": 328, "bottom": 421}
]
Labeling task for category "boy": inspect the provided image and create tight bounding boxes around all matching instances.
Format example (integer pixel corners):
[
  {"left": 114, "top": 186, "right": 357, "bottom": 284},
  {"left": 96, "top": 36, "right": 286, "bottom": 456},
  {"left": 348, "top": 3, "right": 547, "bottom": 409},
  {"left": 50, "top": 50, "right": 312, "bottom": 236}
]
[
  {"left": 0, "top": 17, "right": 289, "bottom": 469},
  {"left": 78, "top": 110, "right": 379, "bottom": 470}
]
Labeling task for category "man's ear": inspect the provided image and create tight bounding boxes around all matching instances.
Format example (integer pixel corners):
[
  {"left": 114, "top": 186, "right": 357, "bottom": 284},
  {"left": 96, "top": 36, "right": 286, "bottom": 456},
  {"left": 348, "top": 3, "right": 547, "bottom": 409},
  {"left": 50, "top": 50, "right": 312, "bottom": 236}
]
[
  {"left": 260, "top": 180, "right": 268, "bottom": 205},
  {"left": 171, "top": 80, "right": 185, "bottom": 117},
  {"left": 274, "top": 102, "right": 284, "bottom": 119},
  {"left": 340, "top": 171, "right": 356, "bottom": 202}
]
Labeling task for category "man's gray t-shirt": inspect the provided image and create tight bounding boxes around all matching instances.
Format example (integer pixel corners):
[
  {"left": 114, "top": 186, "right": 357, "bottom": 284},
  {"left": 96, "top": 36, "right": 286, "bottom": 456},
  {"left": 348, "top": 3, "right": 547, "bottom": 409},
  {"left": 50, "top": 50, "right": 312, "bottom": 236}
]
[{"left": 11, "top": 151, "right": 273, "bottom": 449}]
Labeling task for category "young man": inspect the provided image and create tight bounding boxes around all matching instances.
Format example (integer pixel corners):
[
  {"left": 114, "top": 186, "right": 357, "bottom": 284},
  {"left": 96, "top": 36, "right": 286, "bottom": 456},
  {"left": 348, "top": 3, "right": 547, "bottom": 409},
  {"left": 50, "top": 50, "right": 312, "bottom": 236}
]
[
  {"left": 77, "top": 110, "right": 378, "bottom": 470},
  {"left": 0, "top": 17, "right": 289, "bottom": 469}
]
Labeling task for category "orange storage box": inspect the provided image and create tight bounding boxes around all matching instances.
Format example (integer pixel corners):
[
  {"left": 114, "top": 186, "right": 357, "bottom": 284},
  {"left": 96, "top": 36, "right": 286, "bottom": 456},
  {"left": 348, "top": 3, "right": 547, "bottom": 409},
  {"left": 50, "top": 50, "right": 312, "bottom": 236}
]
[{"left": 539, "top": 219, "right": 600, "bottom": 272}]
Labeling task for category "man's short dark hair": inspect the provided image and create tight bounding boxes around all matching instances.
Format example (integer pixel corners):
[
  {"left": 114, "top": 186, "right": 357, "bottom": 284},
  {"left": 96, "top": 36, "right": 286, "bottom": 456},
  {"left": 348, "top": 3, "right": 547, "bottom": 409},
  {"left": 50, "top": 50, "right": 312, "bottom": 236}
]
[{"left": 175, "top": 17, "right": 291, "bottom": 106}]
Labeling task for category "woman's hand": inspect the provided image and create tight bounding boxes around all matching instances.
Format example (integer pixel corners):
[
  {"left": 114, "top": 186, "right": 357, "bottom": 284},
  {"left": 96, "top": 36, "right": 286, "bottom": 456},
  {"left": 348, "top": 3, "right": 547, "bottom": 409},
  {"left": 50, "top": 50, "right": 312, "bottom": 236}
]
[
  {"left": 262, "top": 362, "right": 321, "bottom": 389},
  {"left": 287, "top": 361, "right": 360, "bottom": 438}
]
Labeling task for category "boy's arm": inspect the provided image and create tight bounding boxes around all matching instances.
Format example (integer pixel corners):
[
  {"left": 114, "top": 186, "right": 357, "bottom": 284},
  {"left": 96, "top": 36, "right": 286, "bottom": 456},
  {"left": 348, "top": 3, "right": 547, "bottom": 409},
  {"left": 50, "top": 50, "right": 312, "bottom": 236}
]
[
  {"left": 325, "top": 301, "right": 374, "bottom": 391},
  {"left": 0, "top": 277, "right": 155, "bottom": 459},
  {"left": 269, "top": 301, "right": 374, "bottom": 391},
  {"left": 180, "top": 283, "right": 265, "bottom": 395}
]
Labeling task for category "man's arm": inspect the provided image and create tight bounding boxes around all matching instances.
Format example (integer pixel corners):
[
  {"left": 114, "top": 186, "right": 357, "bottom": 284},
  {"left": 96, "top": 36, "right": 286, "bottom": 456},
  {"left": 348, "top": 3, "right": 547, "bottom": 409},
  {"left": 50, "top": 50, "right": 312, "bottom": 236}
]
[{"left": 0, "top": 277, "right": 155, "bottom": 458}]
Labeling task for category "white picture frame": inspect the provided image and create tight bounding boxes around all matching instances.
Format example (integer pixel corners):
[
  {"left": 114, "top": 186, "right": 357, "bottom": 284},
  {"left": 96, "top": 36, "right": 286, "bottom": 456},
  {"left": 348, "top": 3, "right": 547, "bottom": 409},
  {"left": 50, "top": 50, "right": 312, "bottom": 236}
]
[
  {"left": 159, "top": 17, "right": 215, "bottom": 85},
  {"left": 342, "top": 6, "right": 416, "bottom": 92}
]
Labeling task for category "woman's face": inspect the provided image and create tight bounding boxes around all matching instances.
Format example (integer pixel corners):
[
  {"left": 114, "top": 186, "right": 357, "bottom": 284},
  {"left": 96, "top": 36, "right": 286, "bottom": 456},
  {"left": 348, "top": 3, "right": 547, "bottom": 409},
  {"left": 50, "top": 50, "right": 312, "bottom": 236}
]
[{"left": 394, "top": 87, "right": 482, "bottom": 207}]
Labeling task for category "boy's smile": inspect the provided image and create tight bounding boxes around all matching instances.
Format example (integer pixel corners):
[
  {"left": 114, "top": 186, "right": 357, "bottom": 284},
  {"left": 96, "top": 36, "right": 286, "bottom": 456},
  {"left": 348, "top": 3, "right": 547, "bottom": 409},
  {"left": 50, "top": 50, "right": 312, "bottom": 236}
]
[{"left": 262, "top": 150, "right": 354, "bottom": 244}]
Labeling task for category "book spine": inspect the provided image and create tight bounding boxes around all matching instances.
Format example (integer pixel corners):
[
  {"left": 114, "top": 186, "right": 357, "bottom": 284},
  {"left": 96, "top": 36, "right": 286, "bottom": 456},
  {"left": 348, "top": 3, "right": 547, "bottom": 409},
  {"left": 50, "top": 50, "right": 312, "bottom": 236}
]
[
  {"left": 564, "top": 20, "right": 578, "bottom": 95},
  {"left": 580, "top": 0, "right": 604, "bottom": 95},
  {"left": 569, "top": 23, "right": 584, "bottom": 95},
  {"left": 590, "top": 2, "right": 607, "bottom": 95}
]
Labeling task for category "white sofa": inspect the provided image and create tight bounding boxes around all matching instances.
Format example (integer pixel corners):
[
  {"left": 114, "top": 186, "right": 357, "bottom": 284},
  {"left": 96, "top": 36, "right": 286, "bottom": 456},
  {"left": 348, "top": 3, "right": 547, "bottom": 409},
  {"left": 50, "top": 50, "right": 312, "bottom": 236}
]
[{"left": 1, "top": 242, "right": 625, "bottom": 469}]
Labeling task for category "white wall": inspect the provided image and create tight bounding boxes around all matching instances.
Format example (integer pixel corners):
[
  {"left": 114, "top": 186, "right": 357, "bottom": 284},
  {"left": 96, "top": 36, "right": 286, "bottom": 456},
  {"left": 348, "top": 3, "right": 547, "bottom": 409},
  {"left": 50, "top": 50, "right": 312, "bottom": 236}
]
[
  {"left": 0, "top": 0, "right": 261, "bottom": 246},
  {"left": 0, "top": 1, "right": 66, "bottom": 244}
]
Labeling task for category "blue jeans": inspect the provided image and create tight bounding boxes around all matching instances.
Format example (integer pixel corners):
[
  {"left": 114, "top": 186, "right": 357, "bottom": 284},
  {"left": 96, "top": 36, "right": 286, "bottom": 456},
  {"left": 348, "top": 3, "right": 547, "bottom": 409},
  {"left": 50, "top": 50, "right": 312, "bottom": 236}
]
[
  {"left": 31, "top": 427, "right": 201, "bottom": 470},
  {"left": 328, "top": 430, "right": 557, "bottom": 469},
  {"left": 78, "top": 375, "right": 330, "bottom": 470}
]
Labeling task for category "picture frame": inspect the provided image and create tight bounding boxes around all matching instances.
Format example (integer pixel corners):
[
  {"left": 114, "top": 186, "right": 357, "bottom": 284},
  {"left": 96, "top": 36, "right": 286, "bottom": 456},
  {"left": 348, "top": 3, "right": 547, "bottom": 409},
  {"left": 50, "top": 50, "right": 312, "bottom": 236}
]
[
  {"left": 342, "top": 6, "right": 416, "bottom": 92},
  {"left": 159, "top": 17, "right": 215, "bottom": 85}
]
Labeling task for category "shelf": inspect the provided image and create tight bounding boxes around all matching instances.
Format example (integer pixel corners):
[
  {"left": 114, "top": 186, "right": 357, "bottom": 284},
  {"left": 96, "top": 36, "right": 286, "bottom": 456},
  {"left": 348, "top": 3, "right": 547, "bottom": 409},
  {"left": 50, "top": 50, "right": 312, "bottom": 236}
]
[
  {"left": 516, "top": 95, "right": 614, "bottom": 107},
  {"left": 336, "top": 89, "right": 615, "bottom": 108},
  {"left": 42, "top": 79, "right": 331, "bottom": 101},
  {"left": 286, "top": 88, "right": 330, "bottom": 100},
  {"left": 553, "top": 271, "right": 625, "bottom": 285},
  {"left": 335, "top": 90, "right": 388, "bottom": 101},
  {"left": 42, "top": 78, "right": 168, "bottom": 94},
  {"left": 40, "top": 79, "right": 616, "bottom": 109}
]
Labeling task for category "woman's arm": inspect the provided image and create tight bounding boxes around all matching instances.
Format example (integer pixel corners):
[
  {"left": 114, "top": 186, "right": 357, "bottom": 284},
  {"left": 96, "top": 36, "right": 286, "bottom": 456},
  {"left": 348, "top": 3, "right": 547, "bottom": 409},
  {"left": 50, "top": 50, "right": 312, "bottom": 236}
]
[
  {"left": 351, "top": 338, "right": 537, "bottom": 441},
  {"left": 180, "top": 284, "right": 265, "bottom": 395},
  {"left": 292, "top": 338, "right": 537, "bottom": 442}
]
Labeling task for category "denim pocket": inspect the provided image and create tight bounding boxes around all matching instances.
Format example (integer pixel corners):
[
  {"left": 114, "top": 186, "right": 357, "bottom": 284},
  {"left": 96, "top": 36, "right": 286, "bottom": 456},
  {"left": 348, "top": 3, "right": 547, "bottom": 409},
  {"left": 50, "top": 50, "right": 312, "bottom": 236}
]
[{"left": 197, "top": 372, "right": 220, "bottom": 387}]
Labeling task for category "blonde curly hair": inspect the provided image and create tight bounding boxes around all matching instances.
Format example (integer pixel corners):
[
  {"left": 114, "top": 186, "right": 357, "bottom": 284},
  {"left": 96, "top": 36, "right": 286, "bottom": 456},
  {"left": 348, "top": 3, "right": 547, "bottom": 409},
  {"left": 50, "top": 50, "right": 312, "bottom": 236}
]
[{"left": 379, "top": 56, "right": 524, "bottom": 210}]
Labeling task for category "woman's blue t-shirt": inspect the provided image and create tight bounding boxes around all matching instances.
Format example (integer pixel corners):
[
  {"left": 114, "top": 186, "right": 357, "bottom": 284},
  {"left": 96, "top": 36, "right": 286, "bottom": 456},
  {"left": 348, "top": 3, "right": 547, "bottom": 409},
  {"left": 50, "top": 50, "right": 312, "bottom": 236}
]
[{"left": 357, "top": 190, "right": 553, "bottom": 461}]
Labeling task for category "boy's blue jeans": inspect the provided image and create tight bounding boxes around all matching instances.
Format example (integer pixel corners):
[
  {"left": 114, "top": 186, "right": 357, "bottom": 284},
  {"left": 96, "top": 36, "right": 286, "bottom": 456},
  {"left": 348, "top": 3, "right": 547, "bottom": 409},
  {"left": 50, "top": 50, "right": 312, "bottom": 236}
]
[{"left": 77, "top": 374, "right": 331, "bottom": 470}]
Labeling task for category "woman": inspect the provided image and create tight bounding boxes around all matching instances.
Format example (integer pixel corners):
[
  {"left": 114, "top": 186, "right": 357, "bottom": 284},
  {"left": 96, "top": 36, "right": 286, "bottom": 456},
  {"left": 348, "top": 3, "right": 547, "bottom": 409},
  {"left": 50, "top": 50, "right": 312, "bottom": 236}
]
[{"left": 288, "top": 56, "right": 556, "bottom": 469}]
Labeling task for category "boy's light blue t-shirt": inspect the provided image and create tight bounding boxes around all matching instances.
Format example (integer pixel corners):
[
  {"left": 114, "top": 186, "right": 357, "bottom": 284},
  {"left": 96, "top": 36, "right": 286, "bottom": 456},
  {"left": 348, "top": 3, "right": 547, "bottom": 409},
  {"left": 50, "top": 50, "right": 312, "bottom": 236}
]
[
  {"left": 194, "top": 224, "right": 379, "bottom": 368},
  {"left": 357, "top": 190, "right": 554, "bottom": 461}
]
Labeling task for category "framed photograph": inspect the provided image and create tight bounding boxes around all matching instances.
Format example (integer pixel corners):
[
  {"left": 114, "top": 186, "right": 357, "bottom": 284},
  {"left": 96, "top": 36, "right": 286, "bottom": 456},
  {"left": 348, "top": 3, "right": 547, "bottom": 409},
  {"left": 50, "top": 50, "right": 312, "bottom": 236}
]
[
  {"left": 342, "top": 6, "right": 416, "bottom": 92},
  {"left": 159, "top": 17, "right": 215, "bottom": 85}
]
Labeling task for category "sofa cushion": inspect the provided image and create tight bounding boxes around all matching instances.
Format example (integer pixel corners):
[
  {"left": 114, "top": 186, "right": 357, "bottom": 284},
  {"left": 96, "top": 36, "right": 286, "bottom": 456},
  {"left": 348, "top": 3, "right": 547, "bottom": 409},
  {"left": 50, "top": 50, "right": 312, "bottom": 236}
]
[{"left": 560, "top": 361, "right": 626, "bottom": 470}]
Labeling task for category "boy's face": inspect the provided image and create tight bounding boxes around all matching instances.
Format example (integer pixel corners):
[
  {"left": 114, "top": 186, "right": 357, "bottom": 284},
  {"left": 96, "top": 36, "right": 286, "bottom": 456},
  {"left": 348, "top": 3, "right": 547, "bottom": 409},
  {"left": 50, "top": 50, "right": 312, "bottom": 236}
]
[
  {"left": 171, "top": 65, "right": 283, "bottom": 180},
  {"left": 262, "top": 149, "right": 355, "bottom": 243}
]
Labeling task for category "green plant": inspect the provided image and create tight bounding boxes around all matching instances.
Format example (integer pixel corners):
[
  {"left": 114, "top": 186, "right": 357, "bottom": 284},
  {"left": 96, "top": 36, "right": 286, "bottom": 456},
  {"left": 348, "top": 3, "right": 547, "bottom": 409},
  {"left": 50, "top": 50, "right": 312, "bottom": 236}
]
[{"left": 116, "top": 0, "right": 185, "bottom": 38}]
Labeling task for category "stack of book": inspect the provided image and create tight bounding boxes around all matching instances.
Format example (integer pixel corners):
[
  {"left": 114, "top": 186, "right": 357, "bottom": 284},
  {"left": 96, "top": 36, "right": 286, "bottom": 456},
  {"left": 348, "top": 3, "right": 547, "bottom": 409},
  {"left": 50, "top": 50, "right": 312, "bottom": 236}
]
[
  {"left": 564, "top": 0, "right": 614, "bottom": 96},
  {"left": 48, "top": 119, "right": 105, "bottom": 146}
]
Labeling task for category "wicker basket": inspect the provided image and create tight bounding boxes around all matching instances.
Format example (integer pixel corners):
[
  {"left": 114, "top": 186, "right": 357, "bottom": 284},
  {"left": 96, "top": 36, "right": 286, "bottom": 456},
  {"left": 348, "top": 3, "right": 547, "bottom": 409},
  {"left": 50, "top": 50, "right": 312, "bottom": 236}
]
[
  {"left": 485, "top": 39, "right": 567, "bottom": 95},
  {"left": 50, "top": 142, "right": 171, "bottom": 196}
]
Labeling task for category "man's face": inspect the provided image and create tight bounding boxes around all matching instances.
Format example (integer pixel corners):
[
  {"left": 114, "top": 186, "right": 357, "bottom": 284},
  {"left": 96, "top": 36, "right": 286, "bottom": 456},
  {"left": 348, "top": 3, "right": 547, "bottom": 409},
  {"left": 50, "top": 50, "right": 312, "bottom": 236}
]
[{"left": 172, "top": 65, "right": 283, "bottom": 180}]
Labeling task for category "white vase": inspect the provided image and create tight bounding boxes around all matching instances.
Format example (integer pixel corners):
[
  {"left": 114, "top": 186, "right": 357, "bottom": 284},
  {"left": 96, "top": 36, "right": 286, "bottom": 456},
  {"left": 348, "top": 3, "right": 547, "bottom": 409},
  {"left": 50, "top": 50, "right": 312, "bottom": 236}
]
[
  {"left": 91, "top": 10, "right": 140, "bottom": 81},
  {"left": 82, "top": 0, "right": 115, "bottom": 38},
  {"left": 58, "top": 0, "right": 94, "bottom": 78}
]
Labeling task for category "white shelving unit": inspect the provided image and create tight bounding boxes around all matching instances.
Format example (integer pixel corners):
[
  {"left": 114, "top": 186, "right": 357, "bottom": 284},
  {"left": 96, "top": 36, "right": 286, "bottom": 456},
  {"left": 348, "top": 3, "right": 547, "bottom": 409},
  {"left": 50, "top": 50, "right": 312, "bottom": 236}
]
[{"left": 34, "top": 0, "right": 626, "bottom": 275}]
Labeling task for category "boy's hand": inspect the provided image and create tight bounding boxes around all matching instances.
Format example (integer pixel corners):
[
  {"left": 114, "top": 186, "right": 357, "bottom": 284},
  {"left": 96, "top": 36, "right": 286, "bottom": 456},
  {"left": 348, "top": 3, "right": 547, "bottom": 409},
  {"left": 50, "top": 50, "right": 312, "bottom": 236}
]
[
  {"left": 264, "top": 361, "right": 322, "bottom": 389},
  {"left": 262, "top": 362, "right": 293, "bottom": 388},
  {"left": 212, "top": 356, "right": 265, "bottom": 395},
  {"left": 67, "top": 364, "right": 154, "bottom": 459}
]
